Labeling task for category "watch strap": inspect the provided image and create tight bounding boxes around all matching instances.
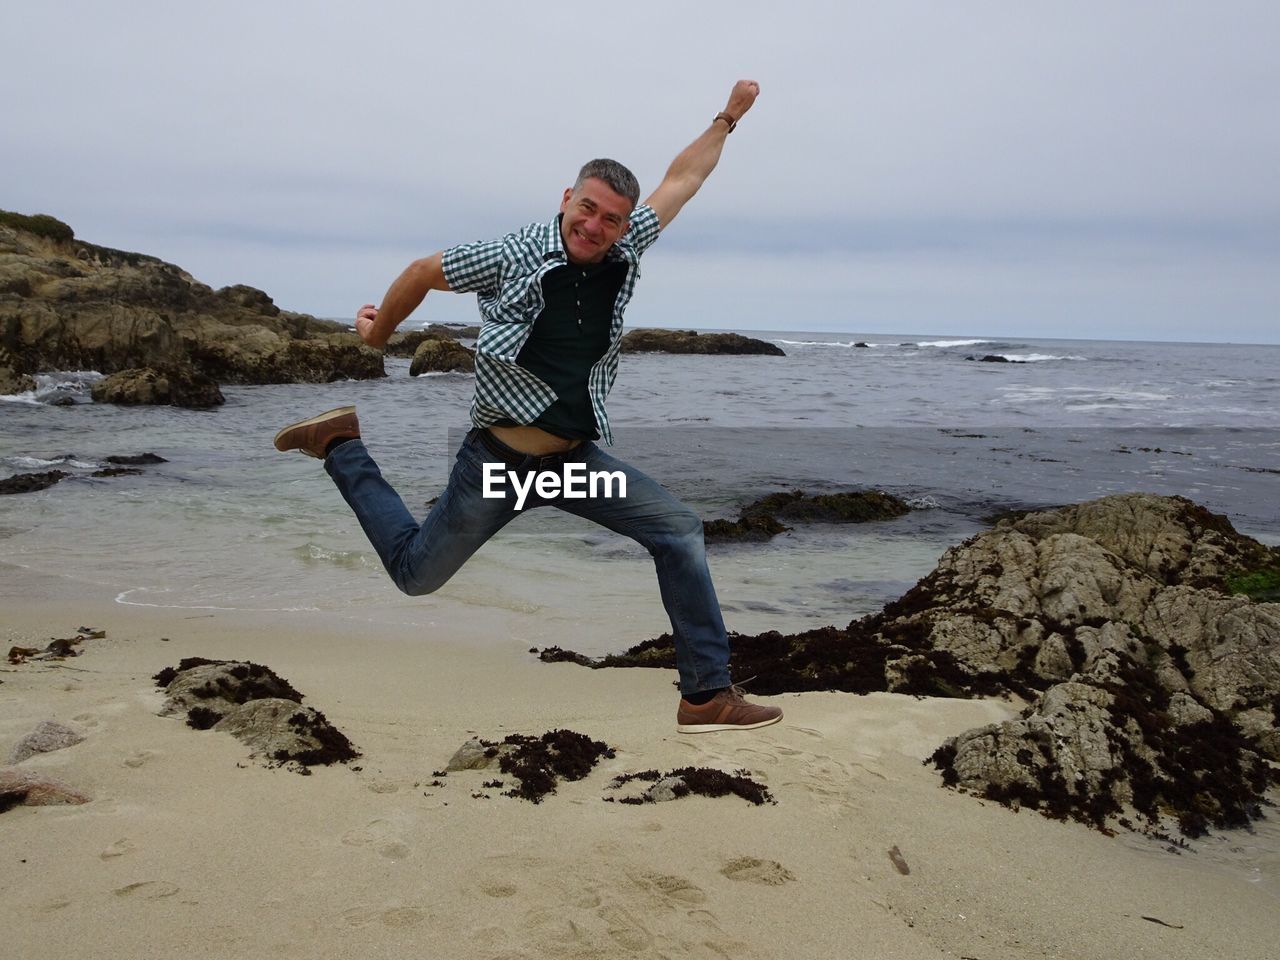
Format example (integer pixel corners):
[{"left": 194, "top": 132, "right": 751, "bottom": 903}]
[{"left": 714, "top": 111, "right": 738, "bottom": 133}]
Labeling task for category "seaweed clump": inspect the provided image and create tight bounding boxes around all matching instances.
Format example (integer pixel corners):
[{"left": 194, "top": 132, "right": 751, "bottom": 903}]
[
  {"left": 273, "top": 710, "right": 360, "bottom": 767},
  {"left": 476, "top": 730, "right": 615, "bottom": 803},
  {"left": 605, "top": 767, "right": 775, "bottom": 806},
  {"left": 153, "top": 657, "right": 231, "bottom": 688},
  {"left": 539, "top": 621, "right": 1024, "bottom": 700},
  {"left": 153, "top": 658, "right": 304, "bottom": 704},
  {"left": 186, "top": 707, "right": 223, "bottom": 730}
]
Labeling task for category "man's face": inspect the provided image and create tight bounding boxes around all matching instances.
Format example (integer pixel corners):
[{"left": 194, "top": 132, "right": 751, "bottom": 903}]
[{"left": 560, "top": 177, "right": 632, "bottom": 264}]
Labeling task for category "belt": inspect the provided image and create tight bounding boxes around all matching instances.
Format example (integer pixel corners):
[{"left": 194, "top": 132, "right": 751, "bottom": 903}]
[{"left": 472, "top": 428, "right": 583, "bottom": 471}]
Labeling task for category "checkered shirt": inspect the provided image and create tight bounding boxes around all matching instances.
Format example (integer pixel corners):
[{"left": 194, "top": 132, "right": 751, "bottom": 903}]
[{"left": 440, "top": 204, "right": 661, "bottom": 445}]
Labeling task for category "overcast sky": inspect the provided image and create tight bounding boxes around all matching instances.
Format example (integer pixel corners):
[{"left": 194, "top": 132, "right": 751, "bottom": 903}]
[{"left": 4, "top": 1, "right": 1277, "bottom": 343}]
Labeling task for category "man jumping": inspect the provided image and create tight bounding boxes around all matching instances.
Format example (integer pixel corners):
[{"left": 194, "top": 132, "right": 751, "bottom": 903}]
[{"left": 274, "top": 80, "right": 781, "bottom": 734}]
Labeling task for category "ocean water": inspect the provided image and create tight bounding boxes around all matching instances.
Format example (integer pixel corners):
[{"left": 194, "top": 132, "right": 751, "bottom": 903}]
[{"left": 2, "top": 331, "right": 1278, "bottom": 651}]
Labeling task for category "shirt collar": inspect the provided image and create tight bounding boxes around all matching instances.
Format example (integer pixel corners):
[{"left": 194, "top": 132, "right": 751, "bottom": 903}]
[
  {"left": 543, "top": 214, "right": 568, "bottom": 262},
  {"left": 544, "top": 214, "right": 633, "bottom": 265}
]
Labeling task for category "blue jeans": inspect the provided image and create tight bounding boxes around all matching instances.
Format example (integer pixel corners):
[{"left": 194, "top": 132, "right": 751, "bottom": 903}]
[{"left": 324, "top": 430, "right": 732, "bottom": 695}]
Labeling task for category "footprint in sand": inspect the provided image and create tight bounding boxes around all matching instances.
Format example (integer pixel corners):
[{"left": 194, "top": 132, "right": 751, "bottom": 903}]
[
  {"left": 597, "top": 904, "right": 654, "bottom": 952},
  {"left": 481, "top": 882, "right": 518, "bottom": 898},
  {"left": 341, "top": 819, "right": 411, "bottom": 860},
  {"left": 341, "top": 905, "right": 425, "bottom": 928},
  {"left": 123, "top": 750, "right": 159, "bottom": 768},
  {"left": 100, "top": 839, "right": 135, "bottom": 859},
  {"left": 733, "top": 746, "right": 777, "bottom": 768},
  {"left": 114, "top": 880, "right": 180, "bottom": 900},
  {"left": 377, "top": 841, "right": 411, "bottom": 860},
  {"left": 631, "top": 872, "right": 708, "bottom": 905},
  {"left": 365, "top": 779, "right": 401, "bottom": 795},
  {"left": 380, "top": 906, "right": 425, "bottom": 927},
  {"left": 720, "top": 857, "right": 796, "bottom": 886}
]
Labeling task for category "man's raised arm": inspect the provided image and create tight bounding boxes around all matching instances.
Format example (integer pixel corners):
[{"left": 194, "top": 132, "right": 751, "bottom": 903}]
[
  {"left": 355, "top": 252, "right": 450, "bottom": 348},
  {"left": 643, "top": 80, "right": 760, "bottom": 231}
]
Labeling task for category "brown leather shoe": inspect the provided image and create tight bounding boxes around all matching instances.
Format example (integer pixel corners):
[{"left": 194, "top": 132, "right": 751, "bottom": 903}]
[
  {"left": 676, "top": 685, "right": 783, "bottom": 734},
  {"left": 273, "top": 406, "right": 360, "bottom": 459}
]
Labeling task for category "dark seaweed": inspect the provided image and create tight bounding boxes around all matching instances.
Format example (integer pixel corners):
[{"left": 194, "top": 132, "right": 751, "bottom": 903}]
[
  {"left": 271, "top": 709, "right": 360, "bottom": 766},
  {"left": 186, "top": 706, "right": 223, "bottom": 730},
  {"left": 474, "top": 730, "right": 615, "bottom": 803},
  {"left": 606, "top": 767, "right": 774, "bottom": 806}
]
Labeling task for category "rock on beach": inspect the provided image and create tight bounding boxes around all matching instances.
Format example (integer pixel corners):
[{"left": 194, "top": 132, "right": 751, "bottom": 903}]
[
  {"left": 8, "top": 720, "right": 86, "bottom": 764},
  {"left": 0, "top": 768, "right": 91, "bottom": 808},
  {"left": 546, "top": 493, "right": 1280, "bottom": 835},
  {"left": 154, "top": 658, "right": 358, "bottom": 768}
]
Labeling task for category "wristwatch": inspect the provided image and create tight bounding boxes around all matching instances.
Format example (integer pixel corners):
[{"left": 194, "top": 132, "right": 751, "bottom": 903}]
[{"left": 714, "top": 111, "right": 738, "bottom": 133}]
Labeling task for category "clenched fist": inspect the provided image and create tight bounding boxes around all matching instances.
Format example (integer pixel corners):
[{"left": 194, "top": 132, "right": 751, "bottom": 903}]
[
  {"left": 355, "top": 303, "right": 378, "bottom": 344},
  {"left": 725, "top": 80, "right": 760, "bottom": 119}
]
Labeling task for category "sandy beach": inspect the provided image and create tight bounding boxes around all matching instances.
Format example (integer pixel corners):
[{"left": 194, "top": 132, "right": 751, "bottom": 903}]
[{"left": 3, "top": 561, "right": 1276, "bottom": 960}]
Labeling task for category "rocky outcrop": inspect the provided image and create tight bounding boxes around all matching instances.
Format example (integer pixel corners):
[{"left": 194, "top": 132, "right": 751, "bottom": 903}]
[
  {"left": 91, "top": 365, "right": 225, "bottom": 408},
  {"left": 750, "top": 489, "right": 910, "bottom": 523},
  {"left": 543, "top": 493, "right": 1280, "bottom": 835},
  {"left": 1, "top": 457, "right": 165, "bottom": 495},
  {"left": 8, "top": 720, "right": 86, "bottom": 764},
  {"left": 104, "top": 453, "right": 167, "bottom": 465},
  {"left": 385, "top": 324, "right": 480, "bottom": 355},
  {"left": 409, "top": 336, "right": 475, "bottom": 375},
  {"left": 0, "top": 364, "right": 35, "bottom": 394},
  {"left": 0, "top": 470, "right": 68, "bottom": 495},
  {"left": 186, "top": 330, "right": 383, "bottom": 384},
  {"left": 704, "top": 489, "right": 910, "bottom": 544},
  {"left": 154, "top": 658, "right": 358, "bottom": 768},
  {"left": 621, "top": 329, "right": 785, "bottom": 356},
  {"left": 0, "top": 210, "right": 385, "bottom": 386},
  {"left": 704, "top": 514, "right": 790, "bottom": 544}
]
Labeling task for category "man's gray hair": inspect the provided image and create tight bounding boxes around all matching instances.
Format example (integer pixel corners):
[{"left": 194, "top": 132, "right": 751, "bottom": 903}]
[{"left": 574, "top": 159, "right": 640, "bottom": 208}]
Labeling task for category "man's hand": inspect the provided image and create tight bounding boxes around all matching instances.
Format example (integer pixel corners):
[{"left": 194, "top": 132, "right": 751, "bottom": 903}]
[
  {"left": 355, "top": 304, "right": 379, "bottom": 345},
  {"left": 724, "top": 79, "right": 760, "bottom": 120},
  {"left": 356, "top": 254, "right": 450, "bottom": 349}
]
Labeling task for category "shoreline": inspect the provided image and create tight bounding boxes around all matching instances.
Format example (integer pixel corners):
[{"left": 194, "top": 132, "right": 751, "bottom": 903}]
[{"left": 3, "top": 563, "right": 1278, "bottom": 959}]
